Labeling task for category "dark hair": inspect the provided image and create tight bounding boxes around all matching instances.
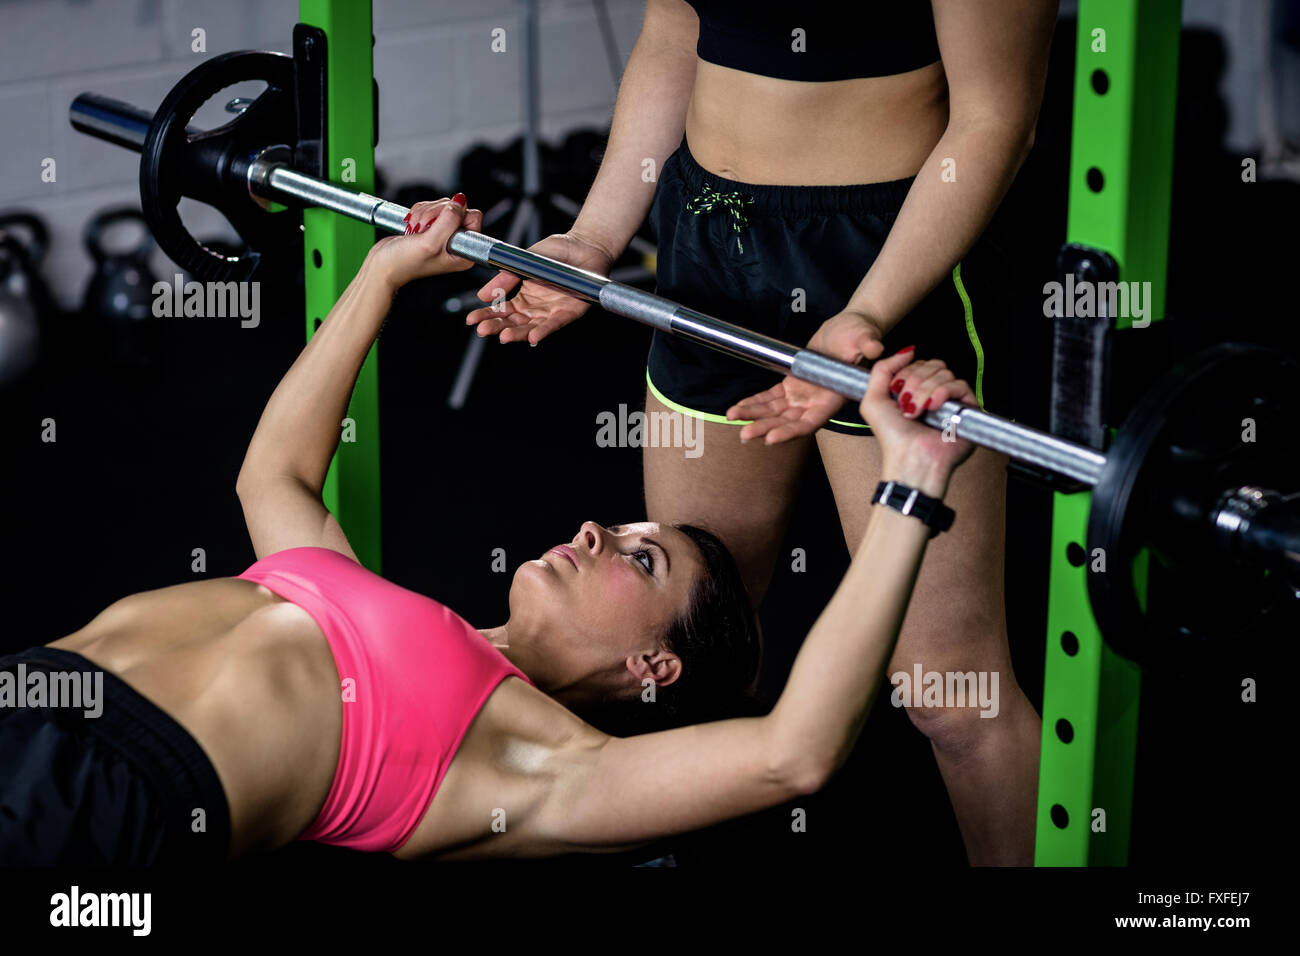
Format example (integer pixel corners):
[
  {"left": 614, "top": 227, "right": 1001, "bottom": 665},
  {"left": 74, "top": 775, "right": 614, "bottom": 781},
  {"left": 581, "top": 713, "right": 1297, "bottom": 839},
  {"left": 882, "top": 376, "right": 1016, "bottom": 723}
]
[{"left": 584, "top": 523, "right": 767, "bottom": 736}]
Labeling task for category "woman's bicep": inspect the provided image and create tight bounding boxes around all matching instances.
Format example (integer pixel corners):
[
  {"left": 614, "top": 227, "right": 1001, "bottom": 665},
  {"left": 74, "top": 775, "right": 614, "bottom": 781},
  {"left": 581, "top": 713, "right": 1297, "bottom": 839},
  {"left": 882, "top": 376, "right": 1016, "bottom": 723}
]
[
  {"left": 642, "top": 0, "right": 699, "bottom": 52},
  {"left": 533, "top": 715, "right": 812, "bottom": 853},
  {"left": 236, "top": 475, "right": 359, "bottom": 564},
  {"left": 932, "top": 0, "right": 1057, "bottom": 128}
]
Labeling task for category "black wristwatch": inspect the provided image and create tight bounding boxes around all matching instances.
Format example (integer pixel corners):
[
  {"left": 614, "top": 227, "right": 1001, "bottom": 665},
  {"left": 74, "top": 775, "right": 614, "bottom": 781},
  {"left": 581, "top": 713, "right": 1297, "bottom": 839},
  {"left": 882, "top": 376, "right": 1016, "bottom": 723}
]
[{"left": 872, "top": 480, "right": 955, "bottom": 538}]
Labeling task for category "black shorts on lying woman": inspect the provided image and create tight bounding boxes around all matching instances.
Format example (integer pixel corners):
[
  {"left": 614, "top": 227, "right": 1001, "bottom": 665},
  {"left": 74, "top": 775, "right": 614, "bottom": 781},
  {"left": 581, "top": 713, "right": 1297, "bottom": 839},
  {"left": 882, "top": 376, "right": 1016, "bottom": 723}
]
[
  {"left": 0, "top": 647, "right": 230, "bottom": 865},
  {"left": 646, "top": 137, "right": 1013, "bottom": 434}
]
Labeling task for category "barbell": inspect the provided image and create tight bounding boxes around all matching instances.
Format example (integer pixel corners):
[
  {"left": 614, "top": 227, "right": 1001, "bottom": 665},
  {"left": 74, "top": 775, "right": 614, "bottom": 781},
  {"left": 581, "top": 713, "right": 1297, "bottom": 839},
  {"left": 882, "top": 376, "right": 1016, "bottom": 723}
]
[{"left": 69, "top": 52, "right": 1299, "bottom": 664}]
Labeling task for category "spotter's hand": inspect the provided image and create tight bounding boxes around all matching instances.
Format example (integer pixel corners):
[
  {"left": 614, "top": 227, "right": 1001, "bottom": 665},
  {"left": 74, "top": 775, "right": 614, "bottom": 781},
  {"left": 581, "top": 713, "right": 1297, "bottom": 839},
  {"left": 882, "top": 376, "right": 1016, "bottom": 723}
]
[
  {"left": 727, "top": 309, "right": 886, "bottom": 443},
  {"left": 465, "top": 231, "right": 614, "bottom": 346}
]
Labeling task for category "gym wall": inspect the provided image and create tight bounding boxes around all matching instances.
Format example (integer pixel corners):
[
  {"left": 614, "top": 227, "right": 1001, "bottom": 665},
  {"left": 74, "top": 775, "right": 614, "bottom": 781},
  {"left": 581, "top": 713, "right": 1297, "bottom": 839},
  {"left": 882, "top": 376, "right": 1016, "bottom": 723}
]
[
  {"left": 0, "top": 0, "right": 642, "bottom": 308},
  {"left": 1062, "top": 0, "right": 1300, "bottom": 154}
]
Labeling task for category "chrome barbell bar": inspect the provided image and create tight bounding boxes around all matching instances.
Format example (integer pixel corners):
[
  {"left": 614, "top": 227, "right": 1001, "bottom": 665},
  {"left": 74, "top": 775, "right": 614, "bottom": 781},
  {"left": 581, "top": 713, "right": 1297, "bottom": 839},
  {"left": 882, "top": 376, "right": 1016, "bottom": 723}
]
[{"left": 71, "top": 91, "right": 1107, "bottom": 485}]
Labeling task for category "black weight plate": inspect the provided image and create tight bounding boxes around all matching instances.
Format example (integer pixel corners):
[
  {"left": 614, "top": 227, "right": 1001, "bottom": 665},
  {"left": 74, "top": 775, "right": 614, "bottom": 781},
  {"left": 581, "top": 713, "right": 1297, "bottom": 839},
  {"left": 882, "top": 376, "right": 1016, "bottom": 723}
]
[
  {"left": 1088, "top": 343, "right": 1298, "bottom": 666},
  {"left": 140, "top": 51, "right": 300, "bottom": 283}
]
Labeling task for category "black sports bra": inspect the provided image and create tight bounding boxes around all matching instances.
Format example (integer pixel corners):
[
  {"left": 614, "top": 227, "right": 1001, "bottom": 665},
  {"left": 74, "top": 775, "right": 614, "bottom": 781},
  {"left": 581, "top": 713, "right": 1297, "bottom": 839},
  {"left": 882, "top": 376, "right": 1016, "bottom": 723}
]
[{"left": 683, "top": 1, "right": 941, "bottom": 82}]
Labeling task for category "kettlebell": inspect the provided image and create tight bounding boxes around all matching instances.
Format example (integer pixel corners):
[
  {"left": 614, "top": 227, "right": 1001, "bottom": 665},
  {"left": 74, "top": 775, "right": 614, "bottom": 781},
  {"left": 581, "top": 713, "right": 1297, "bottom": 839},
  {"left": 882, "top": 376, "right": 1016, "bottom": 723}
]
[
  {"left": 82, "top": 207, "right": 162, "bottom": 368},
  {"left": 0, "top": 211, "right": 52, "bottom": 387},
  {"left": 0, "top": 241, "right": 41, "bottom": 387}
]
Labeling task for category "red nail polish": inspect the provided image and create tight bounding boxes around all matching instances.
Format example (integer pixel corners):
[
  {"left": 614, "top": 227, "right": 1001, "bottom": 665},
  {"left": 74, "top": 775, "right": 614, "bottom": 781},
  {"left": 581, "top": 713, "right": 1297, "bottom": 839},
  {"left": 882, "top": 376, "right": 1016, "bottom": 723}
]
[
  {"left": 901, "top": 392, "right": 912, "bottom": 405},
  {"left": 403, "top": 213, "right": 410, "bottom": 221},
  {"left": 452, "top": 192, "right": 467, "bottom": 206},
  {"left": 890, "top": 379, "right": 904, "bottom": 393},
  {"left": 898, "top": 345, "right": 916, "bottom": 354},
  {"left": 921, "top": 398, "right": 931, "bottom": 411},
  {"left": 904, "top": 401, "right": 916, "bottom": 415}
]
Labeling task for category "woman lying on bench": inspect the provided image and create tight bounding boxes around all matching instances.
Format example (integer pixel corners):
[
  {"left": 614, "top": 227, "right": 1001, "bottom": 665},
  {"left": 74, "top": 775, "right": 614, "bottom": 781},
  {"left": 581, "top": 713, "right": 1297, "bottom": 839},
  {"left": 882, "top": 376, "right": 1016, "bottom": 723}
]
[{"left": 0, "top": 197, "right": 975, "bottom": 864}]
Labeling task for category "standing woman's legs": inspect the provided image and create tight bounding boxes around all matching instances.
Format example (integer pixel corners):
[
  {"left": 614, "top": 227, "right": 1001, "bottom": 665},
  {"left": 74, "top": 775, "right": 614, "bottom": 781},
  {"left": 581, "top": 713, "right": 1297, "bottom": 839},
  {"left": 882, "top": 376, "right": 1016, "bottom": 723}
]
[
  {"left": 818, "top": 433, "right": 1040, "bottom": 864},
  {"left": 643, "top": 129, "right": 1037, "bottom": 859},
  {"left": 643, "top": 388, "right": 812, "bottom": 606},
  {"left": 640, "top": 142, "right": 816, "bottom": 607}
]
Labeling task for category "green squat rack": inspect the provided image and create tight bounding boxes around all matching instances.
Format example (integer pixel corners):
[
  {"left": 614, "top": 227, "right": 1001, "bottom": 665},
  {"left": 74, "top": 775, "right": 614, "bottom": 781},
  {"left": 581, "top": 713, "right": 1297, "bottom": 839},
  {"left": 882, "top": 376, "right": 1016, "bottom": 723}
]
[{"left": 1037, "top": 0, "right": 1181, "bottom": 866}]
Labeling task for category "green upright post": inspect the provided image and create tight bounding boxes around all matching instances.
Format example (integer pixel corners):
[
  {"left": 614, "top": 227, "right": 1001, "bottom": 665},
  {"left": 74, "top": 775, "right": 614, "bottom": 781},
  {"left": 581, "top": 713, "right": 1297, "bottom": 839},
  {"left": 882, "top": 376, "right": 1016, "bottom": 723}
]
[
  {"left": 1035, "top": 0, "right": 1181, "bottom": 866},
  {"left": 297, "top": 0, "right": 381, "bottom": 571}
]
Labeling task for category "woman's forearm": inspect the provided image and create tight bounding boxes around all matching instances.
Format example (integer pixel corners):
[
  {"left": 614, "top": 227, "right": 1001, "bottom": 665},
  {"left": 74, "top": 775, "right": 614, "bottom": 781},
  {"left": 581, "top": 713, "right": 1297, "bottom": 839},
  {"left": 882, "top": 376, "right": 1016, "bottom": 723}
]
[
  {"left": 845, "top": 116, "right": 1034, "bottom": 330},
  {"left": 767, "top": 453, "right": 949, "bottom": 781},
  {"left": 236, "top": 255, "right": 394, "bottom": 495},
  {"left": 568, "top": 7, "right": 697, "bottom": 259}
]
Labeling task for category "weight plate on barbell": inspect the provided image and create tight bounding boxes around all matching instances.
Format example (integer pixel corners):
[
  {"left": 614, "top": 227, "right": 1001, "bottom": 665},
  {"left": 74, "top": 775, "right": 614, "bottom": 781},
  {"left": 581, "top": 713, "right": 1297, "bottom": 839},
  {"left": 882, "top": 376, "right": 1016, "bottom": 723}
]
[
  {"left": 1088, "top": 343, "right": 1298, "bottom": 667},
  {"left": 140, "top": 51, "right": 301, "bottom": 283}
]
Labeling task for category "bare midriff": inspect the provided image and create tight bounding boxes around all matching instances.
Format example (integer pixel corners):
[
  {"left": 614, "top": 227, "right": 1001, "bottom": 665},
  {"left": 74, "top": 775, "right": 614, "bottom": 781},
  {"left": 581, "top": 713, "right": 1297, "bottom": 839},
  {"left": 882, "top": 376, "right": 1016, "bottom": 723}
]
[
  {"left": 683, "top": 59, "right": 949, "bottom": 186},
  {"left": 46, "top": 576, "right": 570, "bottom": 862},
  {"left": 48, "top": 578, "right": 341, "bottom": 858}
]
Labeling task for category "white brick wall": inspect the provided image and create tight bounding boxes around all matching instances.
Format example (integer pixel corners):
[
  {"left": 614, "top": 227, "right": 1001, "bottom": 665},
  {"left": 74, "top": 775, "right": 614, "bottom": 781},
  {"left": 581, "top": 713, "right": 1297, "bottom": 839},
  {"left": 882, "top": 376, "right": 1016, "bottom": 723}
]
[{"left": 0, "top": 0, "right": 642, "bottom": 307}]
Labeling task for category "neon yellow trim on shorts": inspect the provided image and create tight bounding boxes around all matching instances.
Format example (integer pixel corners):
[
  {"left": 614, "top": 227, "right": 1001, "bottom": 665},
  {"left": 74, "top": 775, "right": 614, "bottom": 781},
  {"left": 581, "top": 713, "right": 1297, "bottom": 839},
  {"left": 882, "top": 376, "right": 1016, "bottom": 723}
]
[
  {"left": 952, "top": 262, "right": 985, "bottom": 408},
  {"left": 645, "top": 368, "right": 752, "bottom": 425},
  {"left": 646, "top": 369, "right": 873, "bottom": 431}
]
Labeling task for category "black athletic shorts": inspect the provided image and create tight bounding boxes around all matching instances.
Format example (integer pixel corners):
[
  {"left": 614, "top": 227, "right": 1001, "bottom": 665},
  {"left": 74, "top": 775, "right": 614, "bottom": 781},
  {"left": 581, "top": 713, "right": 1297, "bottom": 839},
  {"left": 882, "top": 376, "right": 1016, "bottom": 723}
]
[
  {"left": 0, "top": 646, "right": 231, "bottom": 865},
  {"left": 646, "top": 136, "right": 1012, "bottom": 434}
]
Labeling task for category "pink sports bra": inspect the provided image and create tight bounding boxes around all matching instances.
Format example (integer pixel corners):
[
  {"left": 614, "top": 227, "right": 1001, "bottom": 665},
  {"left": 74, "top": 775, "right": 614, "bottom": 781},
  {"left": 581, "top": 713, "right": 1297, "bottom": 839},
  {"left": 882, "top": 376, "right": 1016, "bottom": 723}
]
[{"left": 237, "top": 546, "right": 532, "bottom": 853}]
